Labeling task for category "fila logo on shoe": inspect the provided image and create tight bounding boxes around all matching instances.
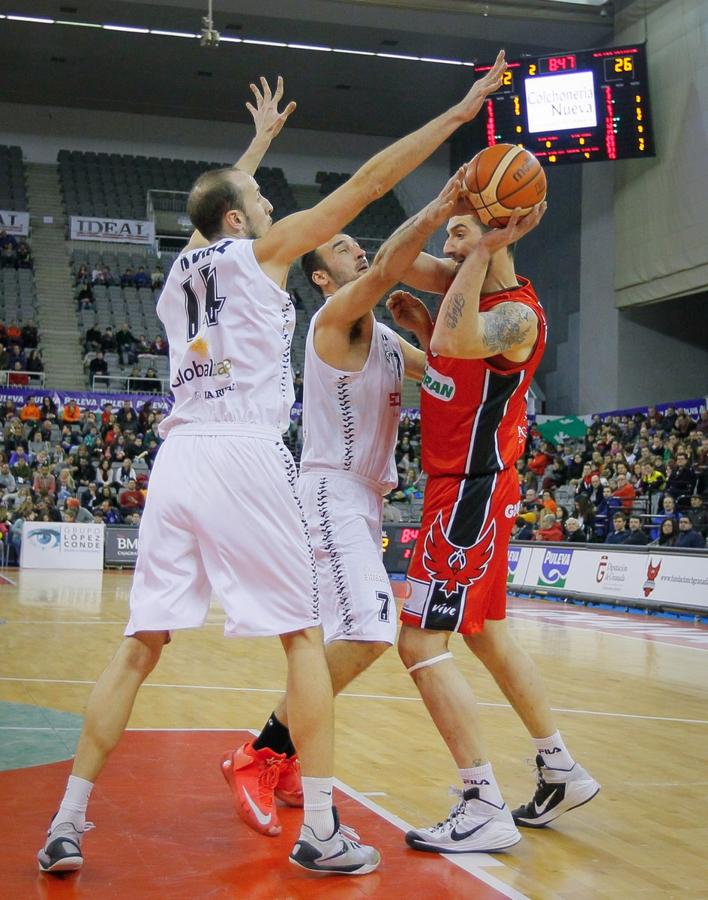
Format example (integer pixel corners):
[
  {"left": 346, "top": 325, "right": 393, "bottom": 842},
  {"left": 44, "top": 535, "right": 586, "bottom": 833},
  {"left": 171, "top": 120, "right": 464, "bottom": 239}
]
[{"left": 241, "top": 786, "right": 272, "bottom": 827}]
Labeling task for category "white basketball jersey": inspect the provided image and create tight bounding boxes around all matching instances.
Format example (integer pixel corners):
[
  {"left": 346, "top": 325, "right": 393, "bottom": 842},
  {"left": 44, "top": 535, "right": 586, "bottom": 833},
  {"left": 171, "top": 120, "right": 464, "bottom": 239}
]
[
  {"left": 299, "top": 307, "right": 404, "bottom": 492},
  {"left": 157, "top": 239, "right": 294, "bottom": 437}
]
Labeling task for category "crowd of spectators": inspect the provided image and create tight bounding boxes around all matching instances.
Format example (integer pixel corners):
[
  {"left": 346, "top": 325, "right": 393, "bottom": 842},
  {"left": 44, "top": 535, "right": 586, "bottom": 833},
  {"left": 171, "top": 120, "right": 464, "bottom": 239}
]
[
  {"left": 0, "top": 396, "right": 164, "bottom": 561},
  {"left": 508, "top": 406, "right": 708, "bottom": 548},
  {"left": 0, "top": 320, "right": 43, "bottom": 384},
  {"left": 0, "top": 230, "right": 32, "bottom": 269},
  {"left": 75, "top": 263, "right": 164, "bottom": 310},
  {"left": 83, "top": 324, "right": 167, "bottom": 391}
]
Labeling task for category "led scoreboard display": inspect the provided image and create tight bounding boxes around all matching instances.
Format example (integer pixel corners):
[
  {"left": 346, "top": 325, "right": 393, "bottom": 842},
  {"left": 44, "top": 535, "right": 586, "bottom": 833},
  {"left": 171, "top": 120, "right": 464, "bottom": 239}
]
[
  {"left": 476, "top": 44, "right": 655, "bottom": 165},
  {"left": 382, "top": 525, "right": 420, "bottom": 575}
]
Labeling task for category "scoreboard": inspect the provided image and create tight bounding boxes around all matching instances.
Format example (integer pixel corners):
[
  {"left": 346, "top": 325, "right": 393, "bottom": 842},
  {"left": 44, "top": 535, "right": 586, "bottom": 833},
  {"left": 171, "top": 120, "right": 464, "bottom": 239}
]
[
  {"left": 382, "top": 524, "right": 420, "bottom": 575},
  {"left": 475, "top": 44, "right": 655, "bottom": 165}
]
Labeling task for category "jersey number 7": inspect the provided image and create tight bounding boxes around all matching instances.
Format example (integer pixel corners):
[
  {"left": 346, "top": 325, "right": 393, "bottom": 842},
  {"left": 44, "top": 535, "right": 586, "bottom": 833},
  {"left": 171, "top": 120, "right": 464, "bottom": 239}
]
[{"left": 181, "top": 265, "right": 226, "bottom": 340}]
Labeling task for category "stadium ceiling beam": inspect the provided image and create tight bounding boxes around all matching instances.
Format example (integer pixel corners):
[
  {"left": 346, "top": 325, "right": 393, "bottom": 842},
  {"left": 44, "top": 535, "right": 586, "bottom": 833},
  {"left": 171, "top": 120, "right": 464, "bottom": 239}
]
[{"left": 324, "top": 0, "right": 612, "bottom": 27}]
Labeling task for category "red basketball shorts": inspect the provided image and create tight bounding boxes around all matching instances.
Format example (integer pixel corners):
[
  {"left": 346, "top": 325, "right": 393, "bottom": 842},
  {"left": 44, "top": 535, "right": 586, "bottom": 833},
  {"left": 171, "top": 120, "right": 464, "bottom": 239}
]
[{"left": 401, "top": 467, "right": 519, "bottom": 634}]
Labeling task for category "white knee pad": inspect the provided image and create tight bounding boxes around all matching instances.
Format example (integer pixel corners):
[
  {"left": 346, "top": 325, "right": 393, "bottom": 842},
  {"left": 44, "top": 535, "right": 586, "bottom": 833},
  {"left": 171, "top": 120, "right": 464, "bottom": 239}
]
[{"left": 406, "top": 651, "right": 453, "bottom": 674}]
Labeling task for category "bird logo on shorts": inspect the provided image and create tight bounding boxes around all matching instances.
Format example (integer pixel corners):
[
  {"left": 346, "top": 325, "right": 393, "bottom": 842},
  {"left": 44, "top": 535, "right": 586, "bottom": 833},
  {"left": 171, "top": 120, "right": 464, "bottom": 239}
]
[{"left": 422, "top": 513, "right": 496, "bottom": 597}]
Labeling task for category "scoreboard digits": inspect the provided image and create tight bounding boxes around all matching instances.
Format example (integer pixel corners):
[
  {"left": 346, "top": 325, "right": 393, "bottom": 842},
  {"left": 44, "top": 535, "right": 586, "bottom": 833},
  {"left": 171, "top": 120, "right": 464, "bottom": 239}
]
[{"left": 476, "top": 43, "right": 654, "bottom": 165}]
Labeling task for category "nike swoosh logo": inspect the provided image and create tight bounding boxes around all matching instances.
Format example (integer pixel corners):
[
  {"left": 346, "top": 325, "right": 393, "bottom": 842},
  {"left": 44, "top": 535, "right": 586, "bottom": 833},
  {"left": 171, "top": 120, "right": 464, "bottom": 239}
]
[
  {"left": 451, "top": 818, "right": 493, "bottom": 841},
  {"left": 534, "top": 788, "right": 560, "bottom": 816},
  {"left": 242, "top": 786, "right": 272, "bottom": 827}
]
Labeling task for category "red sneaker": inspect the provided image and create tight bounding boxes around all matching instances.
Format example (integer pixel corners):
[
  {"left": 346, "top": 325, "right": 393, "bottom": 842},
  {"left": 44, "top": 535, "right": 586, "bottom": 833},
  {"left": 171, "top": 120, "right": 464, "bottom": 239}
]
[
  {"left": 275, "top": 755, "right": 304, "bottom": 807},
  {"left": 221, "top": 742, "right": 284, "bottom": 836}
]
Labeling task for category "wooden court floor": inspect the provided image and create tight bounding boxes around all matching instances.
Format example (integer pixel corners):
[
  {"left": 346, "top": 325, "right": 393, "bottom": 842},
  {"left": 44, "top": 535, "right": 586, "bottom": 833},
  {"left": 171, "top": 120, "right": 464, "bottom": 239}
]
[{"left": 1, "top": 569, "right": 708, "bottom": 899}]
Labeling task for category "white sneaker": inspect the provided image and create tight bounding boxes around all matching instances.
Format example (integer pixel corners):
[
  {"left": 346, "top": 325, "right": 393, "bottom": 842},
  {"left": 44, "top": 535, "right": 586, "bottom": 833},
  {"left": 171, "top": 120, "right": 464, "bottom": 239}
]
[
  {"left": 512, "top": 754, "right": 600, "bottom": 828},
  {"left": 405, "top": 788, "right": 521, "bottom": 853},
  {"left": 37, "top": 816, "right": 94, "bottom": 873},
  {"left": 289, "top": 806, "right": 381, "bottom": 875}
]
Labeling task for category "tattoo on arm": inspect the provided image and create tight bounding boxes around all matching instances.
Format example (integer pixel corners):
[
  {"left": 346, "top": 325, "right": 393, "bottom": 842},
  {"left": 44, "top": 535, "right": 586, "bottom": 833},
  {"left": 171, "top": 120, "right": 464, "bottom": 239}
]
[
  {"left": 482, "top": 303, "right": 534, "bottom": 353},
  {"left": 444, "top": 293, "right": 466, "bottom": 329}
]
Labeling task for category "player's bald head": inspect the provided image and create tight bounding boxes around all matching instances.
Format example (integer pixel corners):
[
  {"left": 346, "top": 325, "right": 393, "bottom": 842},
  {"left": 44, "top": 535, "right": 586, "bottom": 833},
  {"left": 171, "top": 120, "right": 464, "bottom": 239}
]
[{"left": 187, "top": 167, "right": 250, "bottom": 241}]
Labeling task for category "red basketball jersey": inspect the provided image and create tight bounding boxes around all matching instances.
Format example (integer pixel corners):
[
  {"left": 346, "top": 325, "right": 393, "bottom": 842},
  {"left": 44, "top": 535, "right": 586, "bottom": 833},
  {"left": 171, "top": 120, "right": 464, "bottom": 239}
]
[{"left": 421, "top": 277, "right": 546, "bottom": 477}]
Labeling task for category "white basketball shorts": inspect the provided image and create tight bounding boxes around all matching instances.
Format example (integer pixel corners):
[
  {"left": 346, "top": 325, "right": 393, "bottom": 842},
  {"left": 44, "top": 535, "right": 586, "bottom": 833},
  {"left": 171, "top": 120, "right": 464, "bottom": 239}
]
[
  {"left": 297, "top": 469, "right": 396, "bottom": 644},
  {"left": 125, "top": 425, "right": 320, "bottom": 639}
]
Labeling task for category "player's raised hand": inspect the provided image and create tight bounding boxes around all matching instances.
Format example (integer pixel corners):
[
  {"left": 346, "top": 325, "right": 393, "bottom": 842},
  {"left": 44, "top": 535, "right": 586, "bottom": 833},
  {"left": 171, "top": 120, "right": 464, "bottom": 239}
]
[
  {"left": 420, "top": 166, "right": 468, "bottom": 229},
  {"left": 455, "top": 50, "right": 507, "bottom": 122},
  {"left": 246, "top": 75, "right": 297, "bottom": 141},
  {"left": 387, "top": 290, "right": 434, "bottom": 333},
  {"left": 479, "top": 201, "right": 547, "bottom": 253}
]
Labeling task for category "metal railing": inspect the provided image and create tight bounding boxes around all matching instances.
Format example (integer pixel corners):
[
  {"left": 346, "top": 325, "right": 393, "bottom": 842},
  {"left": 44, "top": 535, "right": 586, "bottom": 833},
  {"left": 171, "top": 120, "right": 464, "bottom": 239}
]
[
  {"left": 0, "top": 369, "right": 45, "bottom": 387},
  {"left": 92, "top": 374, "right": 169, "bottom": 394}
]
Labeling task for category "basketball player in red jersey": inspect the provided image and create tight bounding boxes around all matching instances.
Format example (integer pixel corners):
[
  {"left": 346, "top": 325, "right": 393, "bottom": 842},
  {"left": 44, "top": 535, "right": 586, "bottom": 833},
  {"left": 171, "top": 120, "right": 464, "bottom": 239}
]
[{"left": 387, "top": 206, "right": 600, "bottom": 854}]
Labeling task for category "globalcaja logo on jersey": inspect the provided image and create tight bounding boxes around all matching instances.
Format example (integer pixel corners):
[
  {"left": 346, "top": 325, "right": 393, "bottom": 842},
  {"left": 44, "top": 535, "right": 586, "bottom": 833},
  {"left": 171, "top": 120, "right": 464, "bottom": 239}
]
[
  {"left": 421, "top": 364, "right": 455, "bottom": 401},
  {"left": 507, "top": 546, "right": 521, "bottom": 584},
  {"left": 171, "top": 357, "right": 232, "bottom": 388},
  {"left": 537, "top": 548, "right": 574, "bottom": 588}
]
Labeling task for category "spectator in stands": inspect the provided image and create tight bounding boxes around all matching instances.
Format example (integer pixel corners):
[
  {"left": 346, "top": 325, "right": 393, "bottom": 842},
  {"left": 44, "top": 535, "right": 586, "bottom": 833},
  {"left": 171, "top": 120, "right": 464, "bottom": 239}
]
[
  {"left": 0, "top": 229, "right": 17, "bottom": 252},
  {"left": 8, "top": 361, "right": 29, "bottom": 386},
  {"left": 19, "top": 397, "right": 41, "bottom": 422},
  {"left": 99, "top": 498, "right": 122, "bottom": 524},
  {"left": 293, "top": 370, "right": 304, "bottom": 403},
  {"left": 0, "top": 235, "right": 17, "bottom": 268},
  {"left": 115, "top": 323, "right": 137, "bottom": 365},
  {"left": 89, "top": 351, "right": 109, "bottom": 385},
  {"left": 665, "top": 451, "right": 696, "bottom": 499},
  {"left": 84, "top": 324, "right": 102, "bottom": 353},
  {"left": 528, "top": 443, "right": 552, "bottom": 479},
  {"left": 150, "top": 335, "right": 167, "bottom": 356},
  {"left": 612, "top": 473, "right": 636, "bottom": 511},
  {"left": 62, "top": 399, "right": 81, "bottom": 425},
  {"left": 16, "top": 240, "right": 32, "bottom": 269},
  {"left": 77, "top": 282, "right": 95, "bottom": 310},
  {"left": 688, "top": 495, "right": 708, "bottom": 535},
  {"left": 21, "top": 321, "right": 38, "bottom": 348},
  {"left": 651, "top": 517, "right": 678, "bottom": 547},
  {"left": 76, "top": 264, "right": 91, "bottom": 286},
  {"left": 0, "top": 462, "right": 16, "bottom": 494},
  {"left": 676, "top": 514, "right": 706, "bottom": 549},
  {"left": 134, "top": 334, "right": 151, "bottom": 355},
  {"left": 114, "top": 458, "right": 136, "bottom": 486},
  {"left": 91, "top": 263, "right": 103, "bottom": 284},
  {"left": 120, "top": 267, "right": 136, "bottom": 288},
  {"left": 64, "top": 499, "right": 94, "bottom": 524},
  {"left": 606, "top": 511, "right": 631, "bottom": 544},
  {"left": 134, "top": 266, "right": 150, "bottom": 289},
  {"left": 118, "top": 478, "right": 145, "bottom": 512},
  {"left": 151, "top": 265, "right": 165, "bottom": 289},
  {"left": 0, "top": 343, "right": 8, "bottom": 373},
  {"left": 95, "top": 459, "right": 113, "bottom": 487},
  {"left": 75, "top": 455, "right": 97, "bottom": 487},
  {"left": 512, "top": 516, "right": 534, "bottom": 541},
  {"left": 120, "top": 409, "right": 139, "bottom": 434},
  {"left": 103, "top": 267, "right": 118, "bottom": 286},
  {"left": 32, "top": 464, "right": 56, "bottom": 500},
  {"left": 137, "top": 400, "right": 154, "bottom": 431},
  {"left": 564, "top": 517, "right": 586, "bottom": 543},
  {"left": 101, "top": 327, "right": 117, "bottom": 353},
  {"left": 25, "top": 350, "right": 43, "bottom": 375},
  {"left": 534, "top": 512, "right": 564, "bottom": 542},
  {"left": 521, "top": 487, "right": 543, "bottom": 523},
  {"left": 625, "top": 514, "right": 649, "bottom": 545},
  {"left": 541, "top": 489, "right": 557, "bottom": 517},
  {"left": 81, "top": 482, "right": 100, "bottom": 511},
  {"left": 40, "top": 396, "right": 57, "bottom": 421},
  {"left": 116, "top": 400, "right": 133, "bottom": 428}
]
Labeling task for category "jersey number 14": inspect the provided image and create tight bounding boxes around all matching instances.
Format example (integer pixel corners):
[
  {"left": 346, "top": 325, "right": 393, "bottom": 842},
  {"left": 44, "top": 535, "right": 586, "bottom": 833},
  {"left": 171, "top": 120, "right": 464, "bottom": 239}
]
[{"left": 181, "top": 265, "right": 226, "bottom": 340}]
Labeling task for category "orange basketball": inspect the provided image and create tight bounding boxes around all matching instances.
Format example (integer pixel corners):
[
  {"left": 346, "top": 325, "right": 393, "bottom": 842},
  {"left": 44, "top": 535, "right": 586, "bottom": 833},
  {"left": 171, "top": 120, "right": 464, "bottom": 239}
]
[{"left": 464, "top": 144, "right": 547, "bottom": 228}]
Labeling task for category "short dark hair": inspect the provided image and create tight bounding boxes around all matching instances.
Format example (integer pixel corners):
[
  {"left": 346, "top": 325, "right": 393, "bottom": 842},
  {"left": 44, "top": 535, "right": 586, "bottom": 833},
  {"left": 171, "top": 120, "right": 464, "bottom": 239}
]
[
  {"left": 301, "top": 248, "right": 328, "bottom": 298},
  {"left": 613, "top": 511, "right": 627, "bottom": 521},
  {"left": 187, "top": 168, "right": 245, "bottom": 241}
]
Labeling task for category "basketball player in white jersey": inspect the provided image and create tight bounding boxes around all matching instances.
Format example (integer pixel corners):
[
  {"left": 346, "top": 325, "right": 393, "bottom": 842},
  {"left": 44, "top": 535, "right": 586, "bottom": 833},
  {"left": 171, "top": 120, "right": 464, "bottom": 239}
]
[
  {"left": 222, "top": 172, "right": 470, "bottom": 834},
  {"left": 38, "top": 58, "right": 508, "bottom": 878}
]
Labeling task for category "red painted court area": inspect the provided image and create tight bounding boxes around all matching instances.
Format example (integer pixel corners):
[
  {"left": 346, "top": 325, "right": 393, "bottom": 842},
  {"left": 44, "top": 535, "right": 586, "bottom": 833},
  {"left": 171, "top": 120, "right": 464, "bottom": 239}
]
[{"left": 2, "top": 729, "right": 510, "bottom": 899}]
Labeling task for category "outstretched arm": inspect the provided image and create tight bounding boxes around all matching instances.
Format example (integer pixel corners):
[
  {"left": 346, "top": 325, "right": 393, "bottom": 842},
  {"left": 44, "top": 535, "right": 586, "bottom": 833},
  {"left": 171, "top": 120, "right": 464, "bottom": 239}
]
[
  {"left": 183, "top": 76, "right": 296, "bottom": 253},
  {"left": 317, "top": 168, "right": 466, "bottom": 330},
  {"left": 256, "top": 51, "right": 508, "bottom": 270},
  {"left": 430, "top": 203, "right": 547, "bottom": 360}
]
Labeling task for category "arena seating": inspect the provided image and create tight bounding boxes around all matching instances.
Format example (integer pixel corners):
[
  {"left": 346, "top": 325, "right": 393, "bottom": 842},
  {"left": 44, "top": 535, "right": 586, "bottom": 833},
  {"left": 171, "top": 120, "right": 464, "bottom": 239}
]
[{"left": 0, "top": 145, "right": 27, "bottom": 210}]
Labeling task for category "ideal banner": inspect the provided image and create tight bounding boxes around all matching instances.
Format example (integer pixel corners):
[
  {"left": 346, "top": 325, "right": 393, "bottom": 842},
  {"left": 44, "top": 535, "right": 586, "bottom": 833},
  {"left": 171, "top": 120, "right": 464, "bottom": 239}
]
[
  {"left": 104, "top": 525, "right": 140, "bottom": 567},
  {"left": 0, "top": 209, "right": 30, "bottom": 236},
  {"left": 20, "top": 522, "right": 105, "bottom": 570},
  {"left": 70, "top": 216, "right": 155, "bottom": 245},
  {"left": 507, "top": 543, "right": 708, "bottom": 611}
]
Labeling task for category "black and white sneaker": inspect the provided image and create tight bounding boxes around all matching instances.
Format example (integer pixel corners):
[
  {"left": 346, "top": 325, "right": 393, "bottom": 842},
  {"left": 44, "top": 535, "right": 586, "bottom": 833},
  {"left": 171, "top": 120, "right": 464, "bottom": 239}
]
[
  {"left": 289, "top": 806, "right": 381, "bottom": 875},
  {"left": 405, "top": 788, "right": 521, "bottom": 854},
  {"left": 37, "top": 816, "right": 94, "bottom": 873},
  {"left": 512, "top": 755, "right": 600, "bottom": 828}
]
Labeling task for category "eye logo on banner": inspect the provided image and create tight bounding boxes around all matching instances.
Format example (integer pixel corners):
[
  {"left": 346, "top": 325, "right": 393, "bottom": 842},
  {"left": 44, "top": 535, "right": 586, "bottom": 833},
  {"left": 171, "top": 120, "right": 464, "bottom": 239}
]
[
  {"left": 537, "top": 548, "right": 574, "bottom": 588},
  {"left": 27, "top": 527, "right": 61, "bottom": 549}
]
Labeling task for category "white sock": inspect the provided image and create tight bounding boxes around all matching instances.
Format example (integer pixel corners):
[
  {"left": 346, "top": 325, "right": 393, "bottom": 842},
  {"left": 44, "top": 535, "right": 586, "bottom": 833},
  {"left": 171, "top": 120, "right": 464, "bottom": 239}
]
[
  {"left": 302, "top": 776, "right": 335, "bottom": 840},
  {"left": 459, "top": 763, "right": 504, "bottom": 807},
  {"left": 55, "top": 775, "right": 93, "bottom": 830},
  {"left": 532, "top": 731, "right": 576, "bottom": 772}
]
